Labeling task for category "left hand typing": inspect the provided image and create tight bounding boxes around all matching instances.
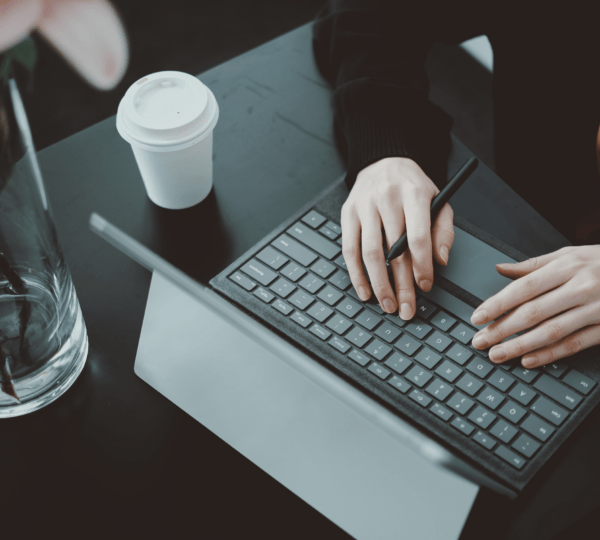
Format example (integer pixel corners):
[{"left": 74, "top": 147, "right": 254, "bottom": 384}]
[{"left": 470, "top": 245, "right": 600, "bottom": 368}]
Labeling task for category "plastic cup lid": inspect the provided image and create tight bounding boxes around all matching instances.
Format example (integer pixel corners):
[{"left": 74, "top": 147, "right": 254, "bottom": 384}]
[{"left": 116, "top": 71, "right": 218, "bottom": 151}]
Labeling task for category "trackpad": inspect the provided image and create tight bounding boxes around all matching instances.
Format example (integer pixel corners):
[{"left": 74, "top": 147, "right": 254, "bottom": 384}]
[{"left": 135, "top": 272, "right": 478, "bottom": 540}]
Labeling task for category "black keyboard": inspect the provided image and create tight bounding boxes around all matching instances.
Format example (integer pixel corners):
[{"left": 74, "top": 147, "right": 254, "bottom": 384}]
[{"left": 225, "top": 209, "right": 596, "bottom": 472}]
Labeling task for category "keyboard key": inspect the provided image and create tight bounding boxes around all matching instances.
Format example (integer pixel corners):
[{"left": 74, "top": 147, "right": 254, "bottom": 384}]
[
  {"left": 325, "top": 314, "right": 353, "bottom": 335},
  {"left": 364, "top": 339, "right": 392, "bottom": 360},
  {"left": 447, "top": 392, "right": 475, "bottom": 415},
  {"left": 456, "top": 374, "right": 484, "bottom": 396},
  {"left": 309, "top": 324, "right": 331, "bottom": 341},
  {"left": 384, "top": 313, "right": 407, "bottom": 327},
  {"left": 307, "top": 302, "right": 334, "bottom": 323},
  {"left": 384, "top": 352, "right": 412, "bottom": 375},
  {"left": 474, "top": 431, "right": 496, "bottom": 450},
  {"left": 272, "top": 234, "right": 318, "bottom": 267},
  {"left": 430, "top": 311, "right": 457, "bottom": 332},
  {"left": 271, "top": 299, "right": 292, "bottom": 315},
  {"left": 256, "top": 246, "right": 288, "bottom": 270},
  {"left": 446, "top": 344, "right": 473, "bottom": 365},
  {"left": 333, "top": 253, "right": 347, "bottom": 270},
  {"left": 512, "top": 434, "right": 541, "bottom": 458},
  {"left": 394, "top": 334, "right": 421, "bottom": 356},
  {"left": 426, "top": 331, "right": 453, "bottom": 353},
  {"left": 430, "top": 403, "right": 453, "bottom": 422},
  {"left": 487, "top": 370, "right": 516, "bottom": 392},
  {"left": 317, "top": 285, "right": 343, "bottom": 306},
  {"left": 269, "top": 277, "right": 296, "bottom": 298},
  {"left": 349, "top": 349, "right": 370, "bottom": 367},
  {"left": 466, "top": 357, "right": 494, "bottom": 379},
  {"left": 490, "top": 420, "right": 518, "bottom": 443},
  {"left": 388, "top": 375, "right": 411, "bottom": 394},
  {"left": 290, "top": 311, "right": 311, "bottom": 328},
  {"left": 450, "top": 323, "right": 476, "bottom": 345},
  {"left": 288, "top": 290, "right": 314, "bottom": 310},
  {"left": 509, "top": 383, "right": 537, "bottom": 406},
  {"left": 325, "top": 221, "right": 342, "bottom": 234},
  {"left": 425, "top": 379, "right": 453, "bottom": 401},
  {"left": 521, "top": 414, "right": 555, "bottom": 442},
  {"left": 329, "top": 336, "right": 351, "bottom": 354},
  {"left": 241, "top": 259, "right": 278, "bottom": 286},
  {"left": 374, "top": 322, "right": 402, "bottom": 343},
  {"left": 337, "top": 236, "right": 343, "bottom": 245},
  {"left": 229, "top": 271, "right": 256, "bottom": 291},
  {"left": 287, "top": 222, "right": 341, "bottom": 260},
  {"left": 280, "top": 261, "right": 307, "bottom": 282},
  {"left": 451, "top": 417, "right": 475, "bottom": 436},
  {"left": 543, "top": 362, "right": 569, "bottom": 378},
  {"left": 409, "top": 389, "right": 432, "bottom": 407},
  {"left": 310, "top": 259, "right": 337, "bottom": 278},
  {"left": 415, "top": 297, "right": 436, "bottom": 319},
  {"left": 405, "top": 321, "right": 433, "bottom": 340},
  {"left": 301, "top": 210, "right": 327, "bottom": 228},
  {"left": 253, "top": 287, "right": 275, "bottom": 303},
  {"left": 495, "top": 446, "right": 526, "bottom": 469},
  {"left": 468, "top": 406, "right": 496, "bottom": 429},
  {"left": 345, "top": 326, "right": 372, "bottom": 348},
  {"left": 299, "top": 273, "right": 325, "bottom": 294},
  {"left": 405, "top": 366, "right": 433, "bottom": 388},
  {"left": 436, "top": 360, "right": 463, "bottom": 383},
  {"left": 368, "top": 362, "right": 391, "bottom": 380},
  {"left": 512, "top": 366, "right": 540, "bottom": 384},
  {"left": 470, "top": 345, "right": 490, "bottom": 358},
  {"left": 319, "top": 225, "right": 339, "bottom": 241},
  {"left": 530, "top": 396, "right": 568, "bottom": 426},
  {"left": 562, "top": 370, "right": 596, "bottom": 396},
  {"left": 533, "top": 374, "right": 583, "bottom": 411},
  {"left": 335, "top": 297, "right": 363, "bottom": 318},
  {"left": 476, "top": 387, "right": 505, "bottom": 410},
  {"left": 499, "top": 401, "right": 527, "bottom": 423},
  {"left": 414, "top": 347, "right": 442, "bottom": 369},
  {"left": 355, "top": 310, "right": 382, "bottom": 331},
  {"left": 329, "top": 270, "right": 352, "bottom": 291}
]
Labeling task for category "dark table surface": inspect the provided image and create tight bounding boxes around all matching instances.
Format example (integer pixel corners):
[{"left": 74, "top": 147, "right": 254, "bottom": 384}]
[{"left": 2, "top": 24, "right": 599, "bottom": 540}]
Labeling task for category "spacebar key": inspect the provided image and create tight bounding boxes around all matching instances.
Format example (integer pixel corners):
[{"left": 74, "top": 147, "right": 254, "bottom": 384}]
[
  {"left": 272, "top": 234, "right": 318, "bottom": 267},
  {"left": 287, "top": 222, "right": 341, "bottom": 260}
]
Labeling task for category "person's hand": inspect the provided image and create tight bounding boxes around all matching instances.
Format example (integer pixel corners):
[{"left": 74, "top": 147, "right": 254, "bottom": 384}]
[
  {"left": 471, "top": 245, "right": 600, "bottom": 367},
  {"left": 341, "top": 157, "right": 455, "bottom": 319}
]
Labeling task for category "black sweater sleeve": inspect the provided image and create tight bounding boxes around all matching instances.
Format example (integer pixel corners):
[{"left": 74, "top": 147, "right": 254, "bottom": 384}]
[{"left": 312, "top": 0, "right": 454, "bottom": 190}]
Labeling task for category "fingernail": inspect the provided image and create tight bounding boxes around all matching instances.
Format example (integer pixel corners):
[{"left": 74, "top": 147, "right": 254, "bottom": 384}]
[
  {"left": 472, "top": 334, "right": 488, "bottom": 349},
  {"left": 400, "top": 302, "right": 412, "bottom": 320},
  {"left": 490, "top": 346, "right": 505, "bottom": 362},
  {"left": 522, "top": 356, "right": 536, "bottom": 368},
  {"left": 358, "top": 286, "right": 369, "bottom": 301},
  {"left": 440, "top": 246, "right": 449, "bottom": 264},
  {"left": 419, "top": 279, "right": 432, "bottom": 292},
  {"left": 383, "top": 298, "right": 396, "bottom": 313},
  {"left": 471, "top": 309, "right": 487, "bottom": 325}
]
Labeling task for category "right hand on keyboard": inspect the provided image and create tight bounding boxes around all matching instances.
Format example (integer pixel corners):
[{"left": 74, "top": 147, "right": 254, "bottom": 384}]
[{"left": 340, "top": 157, "right": 455, "bottom": 319}]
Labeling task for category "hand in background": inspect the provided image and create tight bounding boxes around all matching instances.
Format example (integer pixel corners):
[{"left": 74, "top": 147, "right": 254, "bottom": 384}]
[
  {"left": 471, "top": 246, "right": 600, "bottom": 367},
  {"left": 341, "top": 157, "right": 455, "bottom": 319}
]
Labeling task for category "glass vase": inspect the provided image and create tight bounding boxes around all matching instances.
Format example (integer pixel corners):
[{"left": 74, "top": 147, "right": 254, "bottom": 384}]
[{"left": 0, "top": 78, "right": 88, "bottom": 417}]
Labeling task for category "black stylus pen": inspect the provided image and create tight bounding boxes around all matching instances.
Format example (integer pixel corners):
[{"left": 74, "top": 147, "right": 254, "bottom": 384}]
[{"left": 385, "top": 157, "right": 479, "bottom": 264}]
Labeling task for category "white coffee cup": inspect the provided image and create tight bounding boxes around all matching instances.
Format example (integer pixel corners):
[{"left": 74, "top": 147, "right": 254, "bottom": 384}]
[{"left": 116, "top": 71, "right": 219, "bottom": 209}]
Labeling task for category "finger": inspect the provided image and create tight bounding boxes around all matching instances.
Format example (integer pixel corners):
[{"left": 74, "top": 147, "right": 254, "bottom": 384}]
[
  {"left": 495, "top": 248, "right": 572, "bottom": 280},
  {"left": 487, "top": 302, "right": 600, "bottom": 363},
  {"left": 403, "top": 191, "right": 434, "bottom": 291},
  {"left": 470, "top": 258, "right": 570, "bottom": 326},
  {"left": 380, "top": 204, "right": 415, "bottom": 319},
  {"left": 431, "top": 203, "right": 454, "bottom": 266},
  {"left": 473, "top": 283, "right": 575, "bottom": 354},
  {"left": 361, "top": 211, "right": 397, "bottom": 313},
  {"left": 341, "top": 207, "right": 371, "bottom": 301},
  {"left": 520, "top": 323, "right": 600, "bottom": 368}
]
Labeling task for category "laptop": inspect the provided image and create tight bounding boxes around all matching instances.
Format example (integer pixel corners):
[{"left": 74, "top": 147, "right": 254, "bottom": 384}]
[{"left": 90, "top": 172, "right": 600, "bottom": 533}]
